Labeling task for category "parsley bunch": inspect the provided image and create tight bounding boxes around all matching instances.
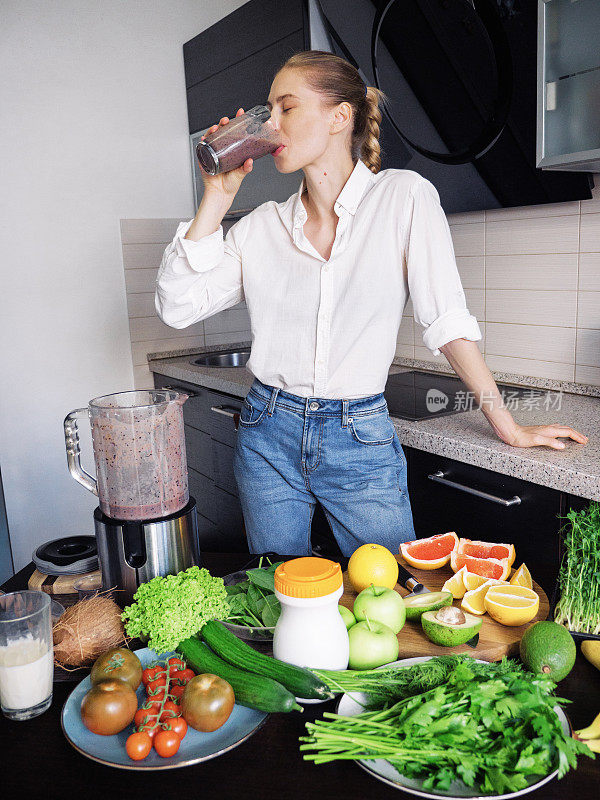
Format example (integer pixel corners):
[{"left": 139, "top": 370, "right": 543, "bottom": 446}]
[
  {"left": 301, "top": 660, "right": 593, "bottom": 794},
  {"left": 122, "top": 566, "right": 229, "bottom": 653}
]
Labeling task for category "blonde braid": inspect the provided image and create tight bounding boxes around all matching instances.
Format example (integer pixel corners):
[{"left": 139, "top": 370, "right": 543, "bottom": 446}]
[{"left": 361, "top": 86, "right": 385, "bottom": 174}]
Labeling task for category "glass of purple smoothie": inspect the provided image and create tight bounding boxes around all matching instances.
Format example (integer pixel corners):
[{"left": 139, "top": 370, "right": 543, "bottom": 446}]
[
  {"left": 64, "top": 390, "right": 189, "bottom": 521},
  {"left": 196, "top": 105, "right": 282, "bottom": 175}
]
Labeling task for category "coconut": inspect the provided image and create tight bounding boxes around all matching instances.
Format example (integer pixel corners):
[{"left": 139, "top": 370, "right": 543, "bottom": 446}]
[{"left": 53, "top": 594, "right": 127, "bottom": 669}]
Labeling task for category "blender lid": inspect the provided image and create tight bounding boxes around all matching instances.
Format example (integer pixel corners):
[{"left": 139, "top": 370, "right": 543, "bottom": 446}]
[{"left": 33, "top": 535, "right": 99, "bottom": 576}]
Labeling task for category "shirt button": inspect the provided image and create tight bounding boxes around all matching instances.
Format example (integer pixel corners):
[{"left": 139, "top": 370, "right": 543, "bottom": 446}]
[{"left": 309, "top": 401, "right": 319, "bottom": 411}]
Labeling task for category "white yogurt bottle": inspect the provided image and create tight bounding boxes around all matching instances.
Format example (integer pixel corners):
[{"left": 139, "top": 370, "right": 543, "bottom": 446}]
[{"left": 273, "top": 557, "right": 349, "bottom": 698}]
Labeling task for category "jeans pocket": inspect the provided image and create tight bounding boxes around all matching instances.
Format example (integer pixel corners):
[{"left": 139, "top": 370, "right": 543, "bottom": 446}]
[
  {"left": 238, "top": 394, "right": 268, "bottom": 428},
  {"left": 349, "top": 412, "right": 395, "bottom": 445}
]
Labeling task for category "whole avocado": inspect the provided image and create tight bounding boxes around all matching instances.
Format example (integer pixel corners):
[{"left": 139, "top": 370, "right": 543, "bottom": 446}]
[{"left": 519, "top": 621, "right": 576, "bottom": 682}]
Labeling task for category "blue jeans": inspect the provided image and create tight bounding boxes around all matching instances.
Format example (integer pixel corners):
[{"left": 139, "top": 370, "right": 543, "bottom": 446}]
[{"left": 233, "top": 379, "right": 416, "bottom": 556}]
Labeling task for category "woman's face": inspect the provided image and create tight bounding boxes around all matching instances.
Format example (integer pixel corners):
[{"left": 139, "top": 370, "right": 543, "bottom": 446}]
[{"left": 266, "top": 69, "right": 352, "bottom": 173}]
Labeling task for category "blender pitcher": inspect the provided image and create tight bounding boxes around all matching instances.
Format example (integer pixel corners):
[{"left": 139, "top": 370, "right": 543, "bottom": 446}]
[{"left": 64, "top": 390, "right": 189, "bottom": 521}]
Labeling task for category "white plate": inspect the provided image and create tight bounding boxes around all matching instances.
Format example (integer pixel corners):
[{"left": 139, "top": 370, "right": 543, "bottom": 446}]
[{"left": 335, "top": 657, "right": 570, "bottom": 800}]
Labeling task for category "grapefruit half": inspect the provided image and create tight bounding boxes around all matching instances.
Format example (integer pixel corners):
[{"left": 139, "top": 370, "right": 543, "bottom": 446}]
[
  {"left": 453, "top": 538, "right": 516, "bottom": 567},
  {"left": 450, "top": 552, "right": 510, "bottom": 581},
  {"left": 400, "top": 532, "right": 459, "bottom": 570}
]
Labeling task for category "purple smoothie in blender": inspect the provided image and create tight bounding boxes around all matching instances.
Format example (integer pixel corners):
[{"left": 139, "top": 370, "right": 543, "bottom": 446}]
[{"left": 196, "top": 105, "right": 281, "bottom": 175}]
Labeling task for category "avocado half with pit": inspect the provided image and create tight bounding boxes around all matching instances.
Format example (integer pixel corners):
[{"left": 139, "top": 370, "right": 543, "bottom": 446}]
[
  {"left": 421, "top": 606, "right": 482, "bottom": 647},
  {"left": 403, "top": 591, "right": 453, "bottom": 621}
]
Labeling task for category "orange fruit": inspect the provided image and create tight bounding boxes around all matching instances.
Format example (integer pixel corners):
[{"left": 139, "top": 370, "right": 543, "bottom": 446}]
[
  {"left": 348, "top": 544, "right": 399, "bottom": 593},
  {"left": 453, "top": 538, "right": 516, "bottom": 568},
  {"left": 450, "top": 552, "right": 510, "bottom": 581},
  {"left": 400, "top": 532, "right": 459, "bottom": 570}
]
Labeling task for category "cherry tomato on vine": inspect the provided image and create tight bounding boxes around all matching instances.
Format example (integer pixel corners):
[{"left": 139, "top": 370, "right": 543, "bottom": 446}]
[
  {"left": 142, "top": 666, "right": 162, "bottom": 686},
  {"left": 154, "top": 729, "right": 181, "bottom": 758},
  {"left": 163, "top": 716, "right": 187, "bottom": 740},
  {"left": 146, "top": 689, "right": 167, "bottom": 705},
  {"left": 134, "top": 708, "right": 158, "bottom": 728},
  {"left": 160, "top": 700, "right": 181, "bottom": 721},
  {"left": 126, "top": 731, "right": 153, "bottom": 761},
  {"left": 146, "top": 676, "right": 167, "bottom": 694},
  {"left": 167, "top": 657, "right": 186, "bottom": 674},
  {"left": 169, "top": 684, "right": 185, "bottom": 702},
  {"left": 138, "top": 721, "right": 159, "bottom": 739},
  {"left": 171, "top": 668, "right": 195, "bottom": 685}
]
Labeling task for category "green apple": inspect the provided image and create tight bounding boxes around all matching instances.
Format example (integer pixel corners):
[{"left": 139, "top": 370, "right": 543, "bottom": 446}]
[
  {"left": 353, "top": 585, "right": 406, "bottom": 634},
  {"left": 348, "top": 618, "right": 400, "bottom": 670},
  {"left": 338, "top": 604, "right": 356, "bottom": 630}
]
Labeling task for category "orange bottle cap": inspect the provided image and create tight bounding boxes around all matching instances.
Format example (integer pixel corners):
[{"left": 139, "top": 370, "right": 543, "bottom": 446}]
[{"left": 274, "top": 557, "right": 342, "bottom": 598}]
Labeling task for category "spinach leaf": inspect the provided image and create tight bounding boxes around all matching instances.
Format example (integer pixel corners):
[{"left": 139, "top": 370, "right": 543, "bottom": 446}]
[{"left": 261, "top": 594, "right": 281, "bottom": 626}]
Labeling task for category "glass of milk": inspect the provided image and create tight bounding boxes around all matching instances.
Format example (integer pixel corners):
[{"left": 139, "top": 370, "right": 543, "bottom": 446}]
[{"left": 0, "top": 591, "right": 53, "bottom": 720}]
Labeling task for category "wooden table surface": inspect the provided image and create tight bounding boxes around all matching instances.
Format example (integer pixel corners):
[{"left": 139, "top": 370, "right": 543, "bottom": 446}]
[{"left": 2, "top": 552, "right": 598, "bottom": 799}]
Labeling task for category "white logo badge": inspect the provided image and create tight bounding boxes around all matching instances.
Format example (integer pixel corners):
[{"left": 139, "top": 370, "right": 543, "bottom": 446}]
[{"left": 426, "top": 388, "right": 449, "bottom": 413}]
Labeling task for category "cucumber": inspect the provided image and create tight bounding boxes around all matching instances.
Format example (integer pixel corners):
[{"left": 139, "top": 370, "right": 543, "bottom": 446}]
[
  {"left": 177, "top": 637, "right": 303, "bottom": 714},
  {"left": 201, "top": 620, "right": 332, "bottom": 700}
]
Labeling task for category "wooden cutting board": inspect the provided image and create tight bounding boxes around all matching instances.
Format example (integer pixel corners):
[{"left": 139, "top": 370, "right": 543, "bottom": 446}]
[{"left": 340, "top": 556, "right": 549, "bottom": 662}]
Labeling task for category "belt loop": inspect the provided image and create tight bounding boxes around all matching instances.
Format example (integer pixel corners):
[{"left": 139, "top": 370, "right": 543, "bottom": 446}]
[
  {"left": 342, "top": 399, "right": 349, "bottom": 428},
  {"left": 267, "top": 387, "right": 280, "bottom": 416}
]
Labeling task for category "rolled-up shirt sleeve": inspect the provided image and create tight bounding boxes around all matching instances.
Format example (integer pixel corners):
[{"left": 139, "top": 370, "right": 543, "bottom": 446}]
[
  {"left": 403, "top": 178, "right": 482, "bottom": 356},
  {"left": 155, "top": 217, "right": 246, "bottom": 329}
]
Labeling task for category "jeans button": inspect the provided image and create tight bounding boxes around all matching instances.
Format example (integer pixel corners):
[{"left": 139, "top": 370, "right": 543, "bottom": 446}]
[{"left": 309, "top": 401, "right": 319, "bottom": 411}]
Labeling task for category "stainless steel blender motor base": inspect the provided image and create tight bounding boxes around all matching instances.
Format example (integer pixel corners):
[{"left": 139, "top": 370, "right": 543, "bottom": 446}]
[{"left": 94, "top": 497, "right": 200, "bottom": 603}]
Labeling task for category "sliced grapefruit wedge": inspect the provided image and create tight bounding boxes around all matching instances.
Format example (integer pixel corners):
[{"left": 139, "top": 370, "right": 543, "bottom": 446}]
[
  {"left": 450, "top": 552, "right": 511, "bottom": 581},
  {"left": 400, "top": 532, "right": 459, "bottom": 570},
  {"left": 453, "top": 538, "right": 516, "bottom": 567}
]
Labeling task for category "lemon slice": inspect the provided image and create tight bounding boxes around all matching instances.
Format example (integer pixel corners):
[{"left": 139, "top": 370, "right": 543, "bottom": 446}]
[
  {"left": 484, "top": 584, "right": 539, "bottom": 626},
  {"left": 461, "top": 580, "right": 500, "bottom": 615},
  {"left": 510, "top": 563, "right": 533, "bottom": 589},
  {"left": 442, "top": 565, "right": 468, "bottom": 599},
  {"left": 462, "top": 572, "right": 488, "bottom": 591}
]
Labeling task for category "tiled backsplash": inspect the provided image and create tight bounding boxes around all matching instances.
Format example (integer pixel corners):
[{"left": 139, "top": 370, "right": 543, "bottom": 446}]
[
  {"left": 120, "top": 218, "right": 251, "bottom": 388},
  {"left": 398, "top": 176, "right": 600, "bottom": 386},
  {"left": 122, "top": 177, "right": 599, "bottom": 389}
]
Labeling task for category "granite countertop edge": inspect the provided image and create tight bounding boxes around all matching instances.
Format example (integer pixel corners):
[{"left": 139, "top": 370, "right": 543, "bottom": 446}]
[{"left": 148, "top": 343, "right": 600, "bottom": 501}]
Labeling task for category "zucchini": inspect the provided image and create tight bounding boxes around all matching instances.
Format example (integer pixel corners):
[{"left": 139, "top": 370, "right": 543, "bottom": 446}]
[
  {"left": 201, "top": 620, "right": 332, "bottom": 700},
  {"left": 177, "top": 637, "right": 302, "bottom": 714}
]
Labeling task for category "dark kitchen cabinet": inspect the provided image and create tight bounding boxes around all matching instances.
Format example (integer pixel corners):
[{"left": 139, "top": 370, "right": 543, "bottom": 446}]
[
  {"left": 183, "top": 0, "right": 308, "bottom": 134},
  {"left": 153, "top": 374, "right": 246, "bottom": 552},
  {"left": 403, "top": 446, "right": 588, "bottom": 598}
]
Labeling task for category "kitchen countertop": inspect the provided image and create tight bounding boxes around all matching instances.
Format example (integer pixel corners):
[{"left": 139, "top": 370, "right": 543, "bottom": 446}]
[
  {"left": 149, "top": 343, "right": 600, "bottom": 501},
  {"left": 2, "top": 552, "right": 598, "bottom": 799}
]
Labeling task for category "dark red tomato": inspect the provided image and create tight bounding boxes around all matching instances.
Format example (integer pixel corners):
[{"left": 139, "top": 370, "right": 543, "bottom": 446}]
[
  {"left": 138, "top": 721, "right": 159, "bottom": 739},
  {"left": 81, "top": 679, "right": 138, "bottom": 735},
  {"left": 169, "top": 685, "right": 185, "bottom": 702},
  {"left": 134, "top": 707, "right": 157, "bottom": 728},
  {"left": 159, "top": 701, "right": 180, "bottom": 722},
  {"left": 163, "top": 716, "right": 187, "bottom": 740},
  {"left": 146, "top": 676, "right": 167, "bottom": 694},
  {"left": 167, "top": 657, "right": 186, "bottom": 674},
  {"left": 90, "top": 649, "right": 143, "bottom": 691},
  {"left": 126, "top": 731, "right": 153, "bottom": 761},
  {"left": 182, "top": 674, "right": 235, "bottom": 733},
  {"left": 154, "top": 729, "right": 180, "bottom": 758},
  {"left": 170, "top": 668, "right": 195, "bottom": 685},
  {"left": 142, "top": 665, "right": 162, "bottom": 686}
]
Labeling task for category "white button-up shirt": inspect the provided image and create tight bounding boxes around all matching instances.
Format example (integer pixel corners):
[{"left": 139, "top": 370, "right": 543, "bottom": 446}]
[{"left": 155, "top": 159, "right": 481, "bottom": 399}]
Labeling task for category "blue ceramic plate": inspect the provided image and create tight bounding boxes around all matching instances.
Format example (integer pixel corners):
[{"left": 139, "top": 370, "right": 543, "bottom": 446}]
[{"left": 61, "top": 647, "right": 268, "bottom": 770}]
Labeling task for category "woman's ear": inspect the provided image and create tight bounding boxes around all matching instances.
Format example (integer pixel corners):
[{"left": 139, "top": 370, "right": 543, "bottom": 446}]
[{"left": 330, "top": 101, "right": 353, "bottom": 134}]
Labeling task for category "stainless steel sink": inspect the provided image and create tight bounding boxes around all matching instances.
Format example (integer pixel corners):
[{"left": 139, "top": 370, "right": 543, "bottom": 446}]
[{"left": 191, "top": 349, "right": 250, "bottom": 367}]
